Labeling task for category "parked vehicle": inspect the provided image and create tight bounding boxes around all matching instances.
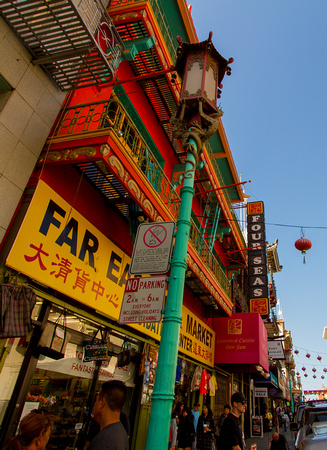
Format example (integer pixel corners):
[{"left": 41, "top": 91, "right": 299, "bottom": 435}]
[
  {"left": 298, "top": 421, "right": 327, "bottom": 449},
  {"left": 291, "top": 403, "right": 327, "bottom": 449}
]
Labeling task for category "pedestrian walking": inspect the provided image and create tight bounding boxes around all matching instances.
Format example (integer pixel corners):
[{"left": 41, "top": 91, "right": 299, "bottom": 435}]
[
  {"left": 169, "top": 411, "right": 178, "bottom": 450},
  {"left": 87, "top": 380, "right": 129, "bottom": 450},
  {"left": 177, "top": 407, "right": 195, "bottom": 450},
  {"left": 220, "top": 392, "right": 247, "bottom": 450},
  {"left": 216, "top": 404, "right": 231, "bottom": 448},
  {"left": 7, "top": 411, "right": 52, "bottom": 450},
  {"left": 196, "top": 404, "right": 216, "bottom": 450},
  {"left": 191, "top": 402, "right": 200, "bottom": 450},
  {"left": 270, "top": 432, "right": 290, "bottom": 450},
  {"left": 276, "top": 405, "right": 283, "bottom": 430},
  {"left": 282, "top": 411, "right": 289, "bottom": 432}
]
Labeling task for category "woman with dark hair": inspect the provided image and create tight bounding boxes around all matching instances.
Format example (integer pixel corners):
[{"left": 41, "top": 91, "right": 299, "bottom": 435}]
[
  {"left": 177, "top": 407, "right": 195, "bottom": 450},
  {"left": 196, "top": 404, "right": 216, "bottom": 450},
  {"left": 216, "top": 404, "right": 231, "bottom": 432},
  {"left": 216, "top": 405, "right": 231, "bottom": 449},
  {"left": 174, "top": 401, "right": 184, "bottom": 420},
  {"left": 7, "top": 411, "right": 52, "bottom": 449}
]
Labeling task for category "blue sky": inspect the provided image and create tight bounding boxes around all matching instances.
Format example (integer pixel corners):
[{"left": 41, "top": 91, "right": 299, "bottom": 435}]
[{"left": 188, "top": 0, "right": 327, "bottom": 396}]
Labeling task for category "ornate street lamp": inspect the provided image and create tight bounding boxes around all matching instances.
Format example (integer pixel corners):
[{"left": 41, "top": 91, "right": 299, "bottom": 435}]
[{"left": 145, "top": 33, "right": 232, "bottom": 450}]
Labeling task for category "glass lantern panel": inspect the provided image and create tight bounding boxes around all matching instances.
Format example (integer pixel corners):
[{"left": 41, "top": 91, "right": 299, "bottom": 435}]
[
  {"left": 204, "top": 63, "right": 217, "bottom": 106},
  {"left": 184, "top": 59, "right": 204, "bottom": 98}
]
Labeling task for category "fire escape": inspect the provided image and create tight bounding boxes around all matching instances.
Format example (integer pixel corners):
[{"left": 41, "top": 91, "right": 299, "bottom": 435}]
[{"left": 0, "top": 0, "right": 125, "bottom": 90}]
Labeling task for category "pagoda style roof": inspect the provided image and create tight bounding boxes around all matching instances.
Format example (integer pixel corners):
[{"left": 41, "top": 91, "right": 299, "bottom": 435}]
[
  {"left": 267, "top": 239, "right": 282, "bottom": 273},
  {"left": 174, "top": 32, "right": 233, "bottom": 88}
]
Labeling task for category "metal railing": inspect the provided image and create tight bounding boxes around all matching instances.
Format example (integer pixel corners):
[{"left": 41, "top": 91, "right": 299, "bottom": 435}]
[
  {"left": 52, "top": 98, "right": 180, "bottom": 217},
  {"left": 189, "top": 219, "right": 231, "bottom": 297},
  {"left": 51, "top": 98, "right": 232, "bottom": 299},
  {"left": 205, "top": 140, "right": 246, "bottom": 247},
  {"left": 110, "top": 0, "right": 178, "bottom": 63}
]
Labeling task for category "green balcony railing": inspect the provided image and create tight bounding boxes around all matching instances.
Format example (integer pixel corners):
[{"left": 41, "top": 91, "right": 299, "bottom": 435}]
[
  {"left": 51, "top": 98, "right": 232, "bottom": 300},
  {"left": 51, "top": 98, "right": 180, "bottom": 218},
  {"left": 189, "top": 219, "right": 231, "bottom": 298},
  {"left": 205, "top": 140, "right": 246, "bottom": 248}
]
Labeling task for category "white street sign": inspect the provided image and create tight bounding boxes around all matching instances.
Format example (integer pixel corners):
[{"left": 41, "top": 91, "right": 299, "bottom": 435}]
[
  {"left": 129, "top": 221, "right": 175, "bottom": 275},
  {"left": 118, "top": 276, "right": 167, "bottom": 324}
]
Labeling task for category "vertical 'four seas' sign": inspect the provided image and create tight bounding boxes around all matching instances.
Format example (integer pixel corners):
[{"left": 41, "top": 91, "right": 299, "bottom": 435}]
[{"left": 247, "top": 202, "right": 269, "bottom": 317}]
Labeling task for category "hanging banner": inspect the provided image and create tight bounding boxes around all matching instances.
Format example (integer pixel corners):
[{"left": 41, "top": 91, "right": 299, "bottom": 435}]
[{"left": 6, "top": 181, "right": 130, "bottom": 321}]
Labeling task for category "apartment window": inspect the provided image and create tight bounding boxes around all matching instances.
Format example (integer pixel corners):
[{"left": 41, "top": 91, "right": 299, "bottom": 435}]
[{"left": 0, "top": 75, "right": 13, "bottom": 112}]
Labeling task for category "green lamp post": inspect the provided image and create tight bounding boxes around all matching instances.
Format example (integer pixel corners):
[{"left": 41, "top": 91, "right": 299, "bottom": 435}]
[{"left": 145, "top": 33, "right": 233, "bottom": 450}]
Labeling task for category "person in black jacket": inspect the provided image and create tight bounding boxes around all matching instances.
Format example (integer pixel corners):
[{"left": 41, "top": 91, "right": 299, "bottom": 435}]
[
  {"left": 220, "top": 392, "right": 247, "bottom": 450},
  {"left": 177, "top": 407, "right": 195, "bottom": 450}
]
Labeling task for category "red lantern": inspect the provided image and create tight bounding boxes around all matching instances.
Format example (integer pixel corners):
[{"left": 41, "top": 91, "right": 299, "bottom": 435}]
[
  {"left": 312, "top": 368, "right": 317, "bottom": 372},
  {"left": 294, "top": 349, "right": 299, "bottom": 355},
  {"left": 296, "top": 372, "right": 300, "bottom": 376},
  {"left": 304, "top": 373, "right": 308, "bottom": 377},
  {"left": 313, "top": 374, "right": 317, "bottom": 379},
  {"left": 317, "top": 356, "right": 322, "bottom": 361},
  {"left": 324, "top": 368, "right": 327, "bottom": 373},
  {"left": 295, "top": 236, "right": 312, "bottom": 263},
  {"left": 306, "top": 353, "right": 311, "bottom": 359},
  {"left": 302, "top": 367, "right": 306, "bottom": 371},
  {"left": 322, "top": 376, "right": 325, "bottom": 379}
]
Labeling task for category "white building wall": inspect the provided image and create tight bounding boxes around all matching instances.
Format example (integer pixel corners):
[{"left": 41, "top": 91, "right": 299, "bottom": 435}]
[{"left": 0, "top": 17, "right": 66, "bottom": 243}]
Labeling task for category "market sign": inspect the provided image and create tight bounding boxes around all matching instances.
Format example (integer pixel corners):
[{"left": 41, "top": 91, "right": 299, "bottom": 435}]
[
  {"left": 6, "top": 181, "right": 130, "bottom": 321},
  {"left": 247, "top": 201, "right": 269, "bottom": 317},
  {"left": 118, "top": 276, "right": 166, "bottom": 324},
  {"left": 131, "top": 306, "right": 215, "bottom": 367},
  {"left": 129, "top": 221, "right": 175, "bottom": 275}
]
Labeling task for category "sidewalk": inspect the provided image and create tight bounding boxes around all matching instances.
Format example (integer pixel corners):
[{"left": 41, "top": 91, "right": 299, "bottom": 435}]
[{"left": 245, "top": 427, "right": 295, "bottom": 450}]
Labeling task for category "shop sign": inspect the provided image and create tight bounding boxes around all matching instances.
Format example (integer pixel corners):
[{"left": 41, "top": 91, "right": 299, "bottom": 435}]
[
  {"left": 131, "top": 306, "right": 215, "bottom": 367},
  {"left": 268, "top": 388, "right": 278, "bottom": 396},
  {"left": 268, "top": 341, "right": 285, "bottom": 360},
  {"left": 251, "top": 416, "right": 263, "bottom": 438},
  {"left": 254, "top": 371, "right": 278, "bottom": 388},
  {"left": 215, "top": 313, "right": 269, "bottom": 372},
  {"left": 37, "top": 343, "right": 136, "bottom": 386},
  {"left": 247, "top": 202, "right": 269, "bottom": 317},
  {"left": 129, "top": 221, "right": 175, "bottom": 275},
  {"left": 254, "top": 387, "right": 268, "bottom": 397},
  {"left": 6, "top": 181, "right": 130, "bottom": 321},
  {"left": 118, "top": 276, "right": 167, "bottom": 324},
  {"left": 83, "top": 342, "right": 109, "bottom": 362}
]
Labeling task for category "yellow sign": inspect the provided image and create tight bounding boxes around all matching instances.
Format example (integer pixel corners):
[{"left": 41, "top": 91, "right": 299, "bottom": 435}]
[
  {"left": 6, "top": 181, "right": 130, "bottom": 321},
  {"left": 132, "top": 306, "right": 215, "bottom": 367}
]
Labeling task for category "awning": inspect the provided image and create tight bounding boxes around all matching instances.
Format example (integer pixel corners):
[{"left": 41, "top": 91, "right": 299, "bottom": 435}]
[
  {"left": 254, "top": 371, "right": 278, "bottom": 389},
  {"left": 37, "top": 357, "right": 136, "bottom": 387},
  {"left": 214, "top": 313, "right": 269, "bottom": 372}
]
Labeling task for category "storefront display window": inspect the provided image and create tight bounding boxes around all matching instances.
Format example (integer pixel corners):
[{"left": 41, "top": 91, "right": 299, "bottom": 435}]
[{"left": 1, "top": 300, "right": 139, "bottom": 449}]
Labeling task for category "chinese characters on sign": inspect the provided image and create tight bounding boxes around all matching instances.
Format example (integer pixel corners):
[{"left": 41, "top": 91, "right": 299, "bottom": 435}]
[
  {"left": 131, "top": 306, "right": 215, "bottom": 367},
  {"left": 6, "top": 181, "right": 130, "bottom": 321},
  {"left": 247, "top": 201, "right": 269, "bottom": 317}
]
